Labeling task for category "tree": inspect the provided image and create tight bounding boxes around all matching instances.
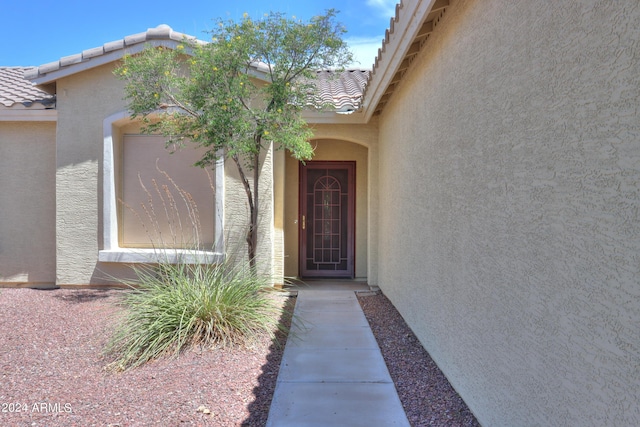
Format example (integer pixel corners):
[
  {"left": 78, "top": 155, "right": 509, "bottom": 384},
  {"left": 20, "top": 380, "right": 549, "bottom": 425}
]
[{"left": 115, "top": 10, "right": 353, "bottom": 269}]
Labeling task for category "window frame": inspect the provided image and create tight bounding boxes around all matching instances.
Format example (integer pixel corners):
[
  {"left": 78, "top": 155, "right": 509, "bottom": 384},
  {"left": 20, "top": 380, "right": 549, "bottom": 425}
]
[{"left": 99, "top": 110, "right": 225, "bottom": 264}]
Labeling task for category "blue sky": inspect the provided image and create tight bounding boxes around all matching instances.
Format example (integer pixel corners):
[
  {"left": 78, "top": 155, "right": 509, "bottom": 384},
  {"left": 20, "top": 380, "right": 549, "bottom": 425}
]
[{"left": 2, "top": 0, "right": 397, "bottom": 68}]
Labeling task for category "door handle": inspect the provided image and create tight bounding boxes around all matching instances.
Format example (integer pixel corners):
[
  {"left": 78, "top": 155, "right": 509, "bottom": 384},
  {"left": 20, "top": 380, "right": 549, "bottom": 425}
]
[{"left": 302, "top": 215, "right": 305, "bottom": 230}]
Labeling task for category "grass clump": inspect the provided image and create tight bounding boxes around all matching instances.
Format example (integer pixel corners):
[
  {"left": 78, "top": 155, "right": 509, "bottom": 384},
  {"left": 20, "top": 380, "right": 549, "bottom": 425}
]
[{"left": 105, "top": 259, "right": 284, "bottom": 372}]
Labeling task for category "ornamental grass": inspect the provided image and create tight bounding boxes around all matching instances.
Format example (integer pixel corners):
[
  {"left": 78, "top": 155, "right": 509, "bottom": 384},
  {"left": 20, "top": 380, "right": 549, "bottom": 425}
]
[{"left": 104, "top": 257, "right": 284, "bottom": 372}]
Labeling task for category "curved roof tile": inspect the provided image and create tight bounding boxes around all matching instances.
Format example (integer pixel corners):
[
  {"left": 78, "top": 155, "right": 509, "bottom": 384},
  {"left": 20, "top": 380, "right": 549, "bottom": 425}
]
[
  {"left": 0, "top": 67, "right": 55, "bottom": 108},
  {"left": 24, "top": 24, "right": 198, "bottom": 83},
  {"left": 7, "top": 25, "right": 369, "bottom": 112},
  {"left": 312, "top": 69, "right": 370, "bottom": 111}
]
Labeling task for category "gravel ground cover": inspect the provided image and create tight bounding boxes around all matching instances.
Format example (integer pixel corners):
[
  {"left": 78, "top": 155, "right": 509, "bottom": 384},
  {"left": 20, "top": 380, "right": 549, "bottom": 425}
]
[
  {"left": 1, "top": 287, "right": 478, "bottom": 426},
  {"left": 358, "top": 292, "right": 480, "bottom": 427},
  {"left": 0, "top": 288, "right": 291, "bottom": 427}
]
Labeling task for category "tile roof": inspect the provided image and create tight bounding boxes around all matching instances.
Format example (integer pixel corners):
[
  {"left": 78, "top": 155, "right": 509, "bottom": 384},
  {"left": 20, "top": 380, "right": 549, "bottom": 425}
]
[
  {"left": 24, "top": 25, "right": 198, "bottom": 84},
  {"left": 363, "top": 0, "right": 450, "bottom": 118},
  {"left": 0, "top": 67, "right": 55, "bottom": 108},
  {"left": 2, "top": 25, "right": 369, "bottom": 114},
  {"left": 312, "top": 69, "right": 370, "bottom": 112}
]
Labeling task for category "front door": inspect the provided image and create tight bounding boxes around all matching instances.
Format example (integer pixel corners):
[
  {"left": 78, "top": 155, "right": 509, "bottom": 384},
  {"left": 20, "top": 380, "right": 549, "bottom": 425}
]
[{"left": 300, "top": 161, "right": 355, "bottom": 278}]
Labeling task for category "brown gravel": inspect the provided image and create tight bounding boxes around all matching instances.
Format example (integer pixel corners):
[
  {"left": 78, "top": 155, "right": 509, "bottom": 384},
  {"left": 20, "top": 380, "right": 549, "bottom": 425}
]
[
  {"left": 1, "top": 287, "right": 478, "bottom": 427},
  {"left": 359, "top": 292, "right": 480, "bottom": 427},
  {"left": 0, "top": 287, "right": 291, "bottom": 427}
]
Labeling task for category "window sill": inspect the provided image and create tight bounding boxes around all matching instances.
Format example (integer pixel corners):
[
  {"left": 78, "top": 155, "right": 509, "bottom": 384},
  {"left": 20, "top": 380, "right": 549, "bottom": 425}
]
[{"left": 98, "top": 248, "right": 224, "bottom": 264}]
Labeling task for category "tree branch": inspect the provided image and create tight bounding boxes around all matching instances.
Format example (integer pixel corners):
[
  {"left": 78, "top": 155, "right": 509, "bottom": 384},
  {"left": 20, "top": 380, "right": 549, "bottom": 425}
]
[{"left": 161, "top": 89, "right": 200, "bottom": 117}]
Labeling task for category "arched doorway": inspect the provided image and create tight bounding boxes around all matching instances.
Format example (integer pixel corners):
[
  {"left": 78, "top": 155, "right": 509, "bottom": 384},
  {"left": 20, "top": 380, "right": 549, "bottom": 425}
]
[
  {"left": 299, "top": 161, "right": 355, "bottom": 278},
  {"left": 282, "top": 139, "right": 369, "bottom": 280}
]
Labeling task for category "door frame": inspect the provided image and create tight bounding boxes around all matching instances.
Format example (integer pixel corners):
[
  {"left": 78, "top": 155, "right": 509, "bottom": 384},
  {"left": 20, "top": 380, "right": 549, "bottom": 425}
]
[{"left": 299, "top": 161, "right": 356, "bottom": 278}]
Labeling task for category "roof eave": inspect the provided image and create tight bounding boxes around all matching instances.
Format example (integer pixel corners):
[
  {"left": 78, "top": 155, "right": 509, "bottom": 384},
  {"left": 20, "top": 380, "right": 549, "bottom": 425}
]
[
  {"left": 27, "top": 39, "right": 183, "bottom": 85},
  {"left": 361, "top": 0, "right": 440, "bottom": 121},
  {"left": 27, "top": 43, "right": 272, "bottom": 87},
  {"left": 302, "top": 109, "right": 368, "bottom": 124},
  {"left": 0, "top": 108, "right": 57, "bottom": 121}
]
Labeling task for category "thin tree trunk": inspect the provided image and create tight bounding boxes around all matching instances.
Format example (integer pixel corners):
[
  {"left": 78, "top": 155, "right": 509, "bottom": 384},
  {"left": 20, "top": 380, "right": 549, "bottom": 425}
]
[
  {"left": 232, "top": 155, "right": 256, "bottom": 269},
  {"left": 250, "top": 149, "right": 260, "bottom": 270}
]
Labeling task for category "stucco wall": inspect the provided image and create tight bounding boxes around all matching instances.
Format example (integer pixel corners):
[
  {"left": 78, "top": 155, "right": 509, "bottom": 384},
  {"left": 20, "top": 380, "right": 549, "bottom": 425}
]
[
  {"left": 55, "top": 64, "right": 135, "bottom": 285},
  {"left": 377, "top": 0, "right": 640, "bottom": 425},
  {"left": 224, "top": 145, "right": 275, "bottom": 278},
  {"left": 0, "top": 122, "right": 56, "bottom": 285},
  {"left": 56, "top": 63, "right": 226, "bottom": 285}
]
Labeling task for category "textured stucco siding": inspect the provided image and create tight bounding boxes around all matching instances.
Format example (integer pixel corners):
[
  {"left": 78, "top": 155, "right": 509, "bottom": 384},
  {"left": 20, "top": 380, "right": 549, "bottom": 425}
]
[
  {"left": 55, "top": 64, "right": 134, "bottom": 285},
  {"left": 377, "top": 1, "right": 640, "bottom": 426},
  {"left": 224, "top": 146, "right": 275, "bottom": 278},
  {"left": 0, "top": 122, "right": 56, "bottom": 285}
]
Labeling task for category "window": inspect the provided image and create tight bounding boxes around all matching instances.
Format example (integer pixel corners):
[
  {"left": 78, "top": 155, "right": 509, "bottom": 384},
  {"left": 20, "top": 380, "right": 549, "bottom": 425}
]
[
  {"left": 100, "top": 111, "right": 224, "bottom": 263},
  {"left": 121, "top": 135, "right": 215, "bottom": 249}
]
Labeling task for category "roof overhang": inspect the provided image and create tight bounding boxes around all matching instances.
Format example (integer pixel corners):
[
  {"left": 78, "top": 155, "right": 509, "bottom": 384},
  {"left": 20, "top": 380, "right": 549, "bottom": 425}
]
[
  {"left": 21, "top": 22, "right": 386, "bottom": 124},
  {"left": 24, "top": 24, "right": 281, "bottom": 88},
  {"left": 302, "top": 109, "right": 369, "bottom": 124},
  {"left": 25, "top": 25, "right": 204, "bottom": 86},
  {"left": 28, "top": 40, "right": 184, "bottom": 86},
  {"left": 361, "top": 0, "right": 450, "bottom": 121}
]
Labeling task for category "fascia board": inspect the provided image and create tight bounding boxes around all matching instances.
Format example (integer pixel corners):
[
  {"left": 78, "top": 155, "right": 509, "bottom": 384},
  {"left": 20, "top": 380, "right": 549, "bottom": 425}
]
[
  {"left": 302, "top": 110, "right": 368, "bottom": 124},
  {"left": 29, "top": 40, "right": 183, "bottom": 85},
  {"left": 0, "top": 109, "right": 57, "bottom": 121},
  {"left": 362, "top": 0, "right": 437, "bottom": 121},
  {"left": 31, "top": 39, "right": 271, "bottom": 86}
]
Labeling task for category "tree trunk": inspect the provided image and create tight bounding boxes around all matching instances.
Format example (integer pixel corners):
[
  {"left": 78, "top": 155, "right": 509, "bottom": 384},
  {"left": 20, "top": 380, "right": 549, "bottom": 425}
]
[
  {"left": 232, "top": 154, "right": 257, "bottom": 270},
  {"left": 248, "top": 150, "right": 260, "bottom": 270}
]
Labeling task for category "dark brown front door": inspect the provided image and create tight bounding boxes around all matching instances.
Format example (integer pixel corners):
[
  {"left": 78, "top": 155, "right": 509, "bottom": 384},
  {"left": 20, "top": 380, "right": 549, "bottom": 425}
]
[{"left": 300, "top": 161, "right": 355, "bottom": 278}]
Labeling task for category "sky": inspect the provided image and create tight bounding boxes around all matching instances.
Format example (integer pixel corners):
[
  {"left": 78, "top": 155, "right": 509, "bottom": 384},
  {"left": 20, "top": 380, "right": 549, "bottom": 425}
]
[{"left": 1, "top": 0, "right": 398, "bottom": 69}]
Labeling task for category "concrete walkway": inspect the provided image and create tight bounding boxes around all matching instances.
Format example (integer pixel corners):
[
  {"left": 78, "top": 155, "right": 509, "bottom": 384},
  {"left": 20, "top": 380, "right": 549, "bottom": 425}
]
[{"left": 266, "top": 289, "right": 410, "bottom": 426}]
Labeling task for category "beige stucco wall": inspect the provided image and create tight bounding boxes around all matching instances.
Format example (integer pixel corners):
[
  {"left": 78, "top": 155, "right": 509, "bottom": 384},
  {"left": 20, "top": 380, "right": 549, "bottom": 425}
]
[
  {"left": 0, "top": 122, "right": 56, "bottom": 285},
  {"left": 224, "top": 145, "right": 275, "bottom": 279},
  {"left": 56, "top": 63, "right": 225, "bottom": 285},
  {"left": 55, "top": 63, "right": 136, "bottom": 285},
  {"left": 377, "top": 0, "right": 640, "bottom": 425}
]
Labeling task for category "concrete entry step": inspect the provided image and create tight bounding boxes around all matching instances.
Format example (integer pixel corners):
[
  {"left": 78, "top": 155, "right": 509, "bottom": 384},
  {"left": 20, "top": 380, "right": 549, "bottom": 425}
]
[{"left": 266, "top": 289, "right": 410, "bottom": 427}]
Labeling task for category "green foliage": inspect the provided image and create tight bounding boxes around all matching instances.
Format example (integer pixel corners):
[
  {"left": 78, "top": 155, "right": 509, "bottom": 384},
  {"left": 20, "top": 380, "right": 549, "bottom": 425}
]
[
  {"left": 114, "top": 9, "right": 353, "bottom": 264},
  {"left": 115, "top": 9, "right": 351, "bottom": 167},
  {"left": 104, "top": 258, "right": 285, "bottom": 372}
]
